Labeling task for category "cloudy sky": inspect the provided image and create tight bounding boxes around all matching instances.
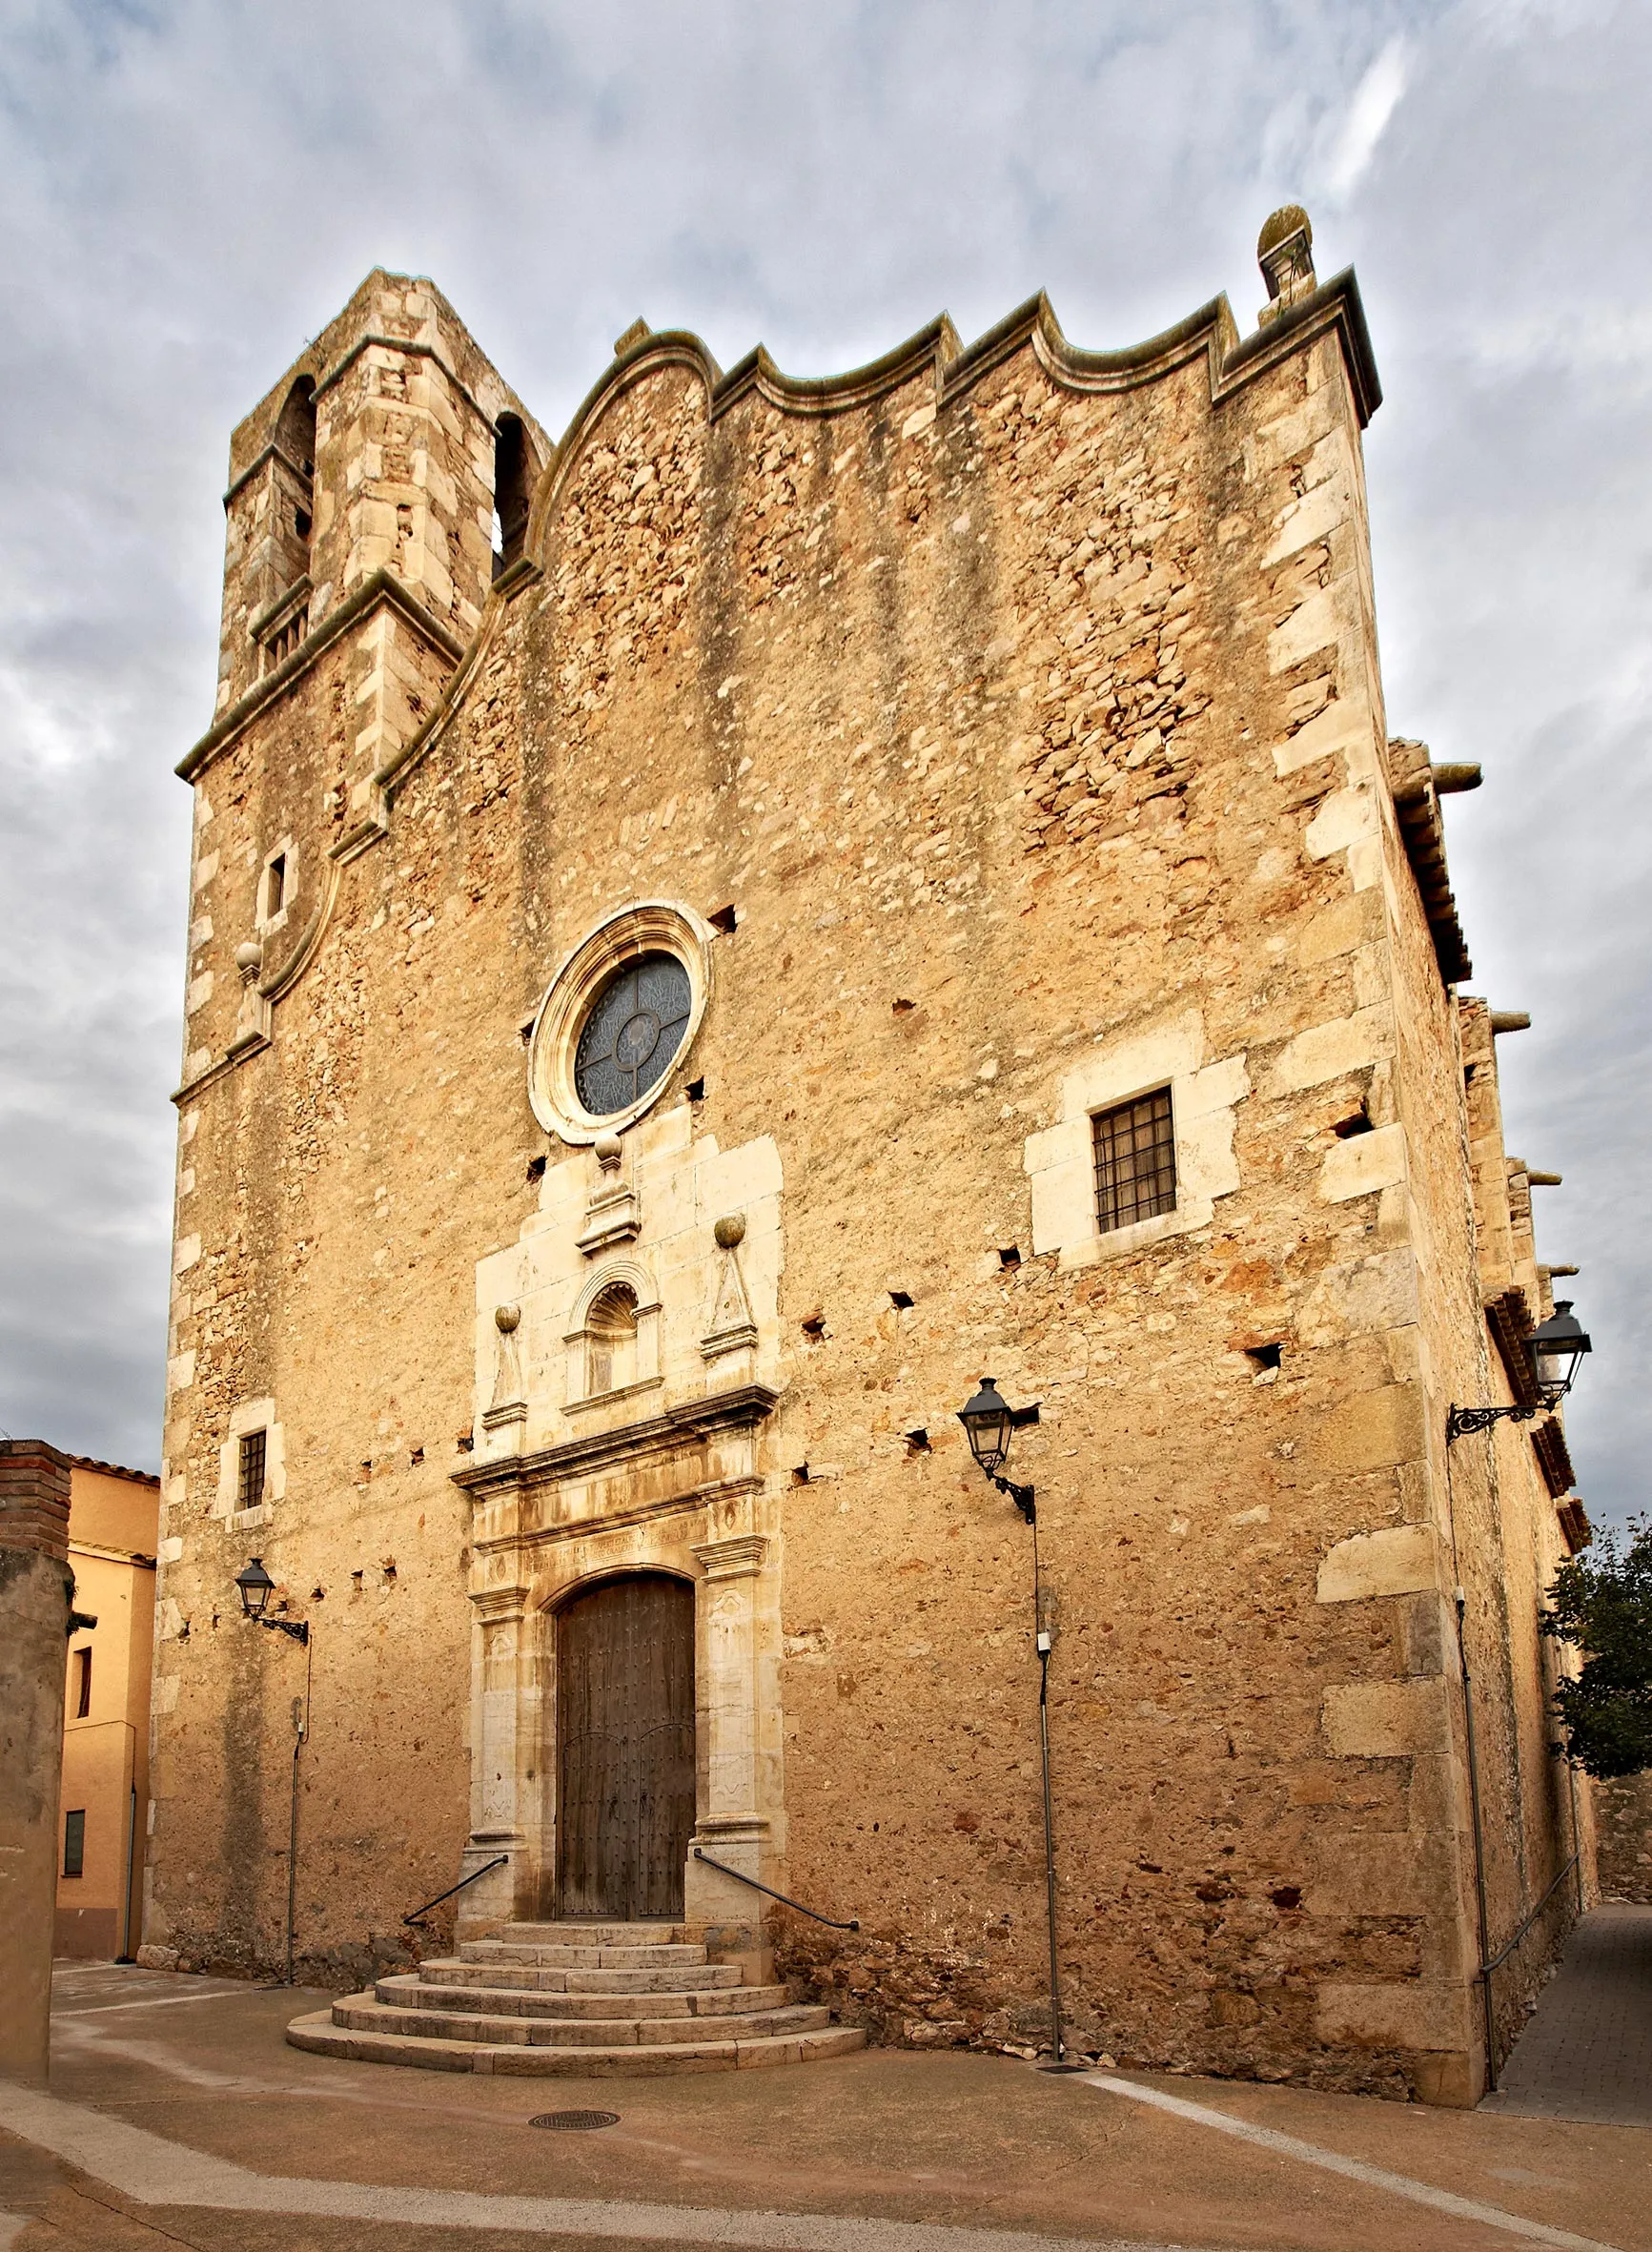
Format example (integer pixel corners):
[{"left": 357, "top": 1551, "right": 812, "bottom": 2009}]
[{"left": 1, "top": 0, "right": 1646, "bottom": 1532}]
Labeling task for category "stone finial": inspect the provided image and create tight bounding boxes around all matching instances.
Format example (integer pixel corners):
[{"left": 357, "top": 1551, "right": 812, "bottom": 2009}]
[
  {"left": 714, "top": 1214, "right": 746, "bottom": 1250},
  {"left": 1257, "top": 205, "right": 1316, "bottom": 323},
  {"left": 613, "top": 318, "right": 651, "bottom": 358},
  {"left": 594, "top": 1132, "right": 623, "bottom": 1172},
  {"left": 235, "top": 939, "right": 264, "bottom": 983},
  {"left": 494, "top": 1302, "right": 520, "bottom": 1333}
]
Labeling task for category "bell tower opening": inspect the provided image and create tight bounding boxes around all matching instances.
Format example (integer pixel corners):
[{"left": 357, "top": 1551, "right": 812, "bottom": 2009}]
[{"left": 493, "top": 412, "right": 532, "bottom": 578}]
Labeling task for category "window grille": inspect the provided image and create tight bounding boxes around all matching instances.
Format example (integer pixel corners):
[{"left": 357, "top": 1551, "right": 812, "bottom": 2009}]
[
  {"left": 64, "top": 1809, "right": 86, "bottom": 1878},
  {"left": 237, "top": 1430, "right": 268, "bottom": 1512},
  {"left": 1092, "top": 1089, "right": 1177, "bottom": 1234}
]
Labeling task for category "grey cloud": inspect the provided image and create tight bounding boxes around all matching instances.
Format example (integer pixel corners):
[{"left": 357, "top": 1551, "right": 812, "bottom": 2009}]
[{"left": 0, "top": 0, "right": 1643, "bottom": 1527}]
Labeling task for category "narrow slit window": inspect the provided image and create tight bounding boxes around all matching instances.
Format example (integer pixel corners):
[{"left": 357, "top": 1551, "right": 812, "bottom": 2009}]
[
  {"left": 237, "top": 1429, "right": 268, "bottom": 1512},
  {"left": 73, "top": 1647, "right": 92, "bottom": 1718},
  {"left": 1092, "top": 1089, "right": 1177, "bottom": 1234},
  {"left": 63, "top": 1809, "right": 86, "bottom": 1878},
  {"left": 265, "top": 853, "right": 286, "bottom": 918}
]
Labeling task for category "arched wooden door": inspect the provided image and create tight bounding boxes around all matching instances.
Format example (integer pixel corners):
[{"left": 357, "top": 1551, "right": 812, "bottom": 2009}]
[{"left": 556, "top": 1573, "right": 696, "bottom": 1920}]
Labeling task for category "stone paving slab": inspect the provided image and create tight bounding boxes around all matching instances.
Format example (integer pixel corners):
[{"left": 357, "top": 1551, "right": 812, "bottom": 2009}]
[
  {"left": 1482, "top": 1904, "right": 1652, "bottom": 2128},
  {"left": 16, "top": 1960, "right": 1652, "bottom": 2251}
]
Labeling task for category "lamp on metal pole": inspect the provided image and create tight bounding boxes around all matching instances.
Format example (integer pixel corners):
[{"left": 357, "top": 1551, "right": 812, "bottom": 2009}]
[
  {"left": 235, "top": 1561, "right": 311, "bottom": 1986},
  {"left": 957, "top": 1380, "right": 1079, "bottom": 2070}
]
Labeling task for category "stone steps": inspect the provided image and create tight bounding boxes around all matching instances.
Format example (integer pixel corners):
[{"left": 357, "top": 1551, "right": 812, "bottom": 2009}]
[
  {"left": 286, "top": 2008, "right": 866, "bottom": 2076},
  {"left": 459, "top": 1938, "right": 707, "bottom": 1970},
  {"left": 377, "top": 1974, "right": 792, "bottom": 2020},
  {"left": 336, "top": 1994, "right": 831, "bottom": 2047},
  {"left": 284, "top": 1917, "right": 866, "bottom": 2078}
]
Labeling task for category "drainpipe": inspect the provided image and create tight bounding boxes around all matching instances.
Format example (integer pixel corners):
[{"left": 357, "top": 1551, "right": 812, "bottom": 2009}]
[{"left": 1455, "top": 1587, "right": 1497, "bottom": 2092}]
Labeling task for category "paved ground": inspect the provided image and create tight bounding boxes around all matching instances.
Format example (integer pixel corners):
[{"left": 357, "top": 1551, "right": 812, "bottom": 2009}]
[
  {"left": 1483, "top": 1905, "right": 1652, "bottom": 2129},
  {"left": 0, "top": 1957, "right": 1648, "bottom": 2252}
]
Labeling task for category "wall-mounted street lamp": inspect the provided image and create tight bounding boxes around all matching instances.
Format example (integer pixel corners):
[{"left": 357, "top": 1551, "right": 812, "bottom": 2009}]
[
  {"left": 1447, "top": 1302, "right": 1592, "bottom": 1443},
  {"left": 956, "top": 1379, "right": 1080, "bottom": 2071},
  {"left": 233, "top": 1560, "right": 311, "bottom": 1984},
  {"left": 235, "top": 1557, "right": 310, "bottom": 1644},
  {"left": 957, "top": 1377, "right": 1037, "bottom": 1522}
]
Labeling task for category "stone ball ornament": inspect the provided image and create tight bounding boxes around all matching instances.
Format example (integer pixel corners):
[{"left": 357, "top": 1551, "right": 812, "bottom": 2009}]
[
  {"left": 494, "top": 1303, "right": 520, "bottom": 1334},
  {"left": 714, "top": 1214, "right": 746, "bottom": 1250}
]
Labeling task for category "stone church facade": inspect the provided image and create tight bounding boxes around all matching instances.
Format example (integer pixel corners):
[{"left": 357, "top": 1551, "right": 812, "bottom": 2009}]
[{"left": 148, "top": 216, "right": 1593, "bottom": 2102}]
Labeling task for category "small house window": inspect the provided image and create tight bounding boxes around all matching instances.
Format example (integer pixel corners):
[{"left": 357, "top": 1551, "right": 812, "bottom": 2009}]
[
  {"left": 237, "top": 1429, "right": 268, "bottom": 1512},
  {"left": 1092, "top": 1089, "right": 1177, "bottom": 1234},
  {"left": 63, "top": 1809, "right": 86, "bottom": 1878},
  {"left": 73, "top": 1647, "right": 92, "bottom": 1718},
  {"left": 264, "top": 853, "right": 286, "bottom": 919},
  {"left": 585, "top": 1282, "right": 639, "bottom": 1397}
]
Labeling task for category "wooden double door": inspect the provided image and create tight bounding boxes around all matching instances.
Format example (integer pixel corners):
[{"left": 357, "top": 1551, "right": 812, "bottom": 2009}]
[{"left": 555, "top": 1573, "right": 696, "bottom": 1920}]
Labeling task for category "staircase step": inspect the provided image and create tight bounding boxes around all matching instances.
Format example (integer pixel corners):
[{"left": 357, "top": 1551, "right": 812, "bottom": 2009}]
[
  {"left": 457, "top": 1941, "right": 706, "bottom": 1970},
  {"left": 337, "top": 1996, "right": 831, "bottom": 2048},
  {"left": 503, "top": 1921, "right": 701, "bottom": 1947},
  {"left": 287, "top": 2006, "right": 866, "bottom": 2077},
  {"left": 377, "top": 1976, "right": 790, "bottom": 2021}
]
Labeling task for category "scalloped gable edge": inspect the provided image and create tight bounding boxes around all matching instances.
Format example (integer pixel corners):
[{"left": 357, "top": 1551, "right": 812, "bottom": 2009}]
[
  {"left": 169, "top": 268, "right": 1381, "bottom": 1077},
  {"left": 178, "top": 269, "right": 1379, "bottom": 788}
]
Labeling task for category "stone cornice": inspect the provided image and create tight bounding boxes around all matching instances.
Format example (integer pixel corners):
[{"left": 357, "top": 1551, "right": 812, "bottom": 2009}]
[
  {"left": 223, "top": 440, "right": 314, "bottom": 511},
  {"left": 1484, "top": 1285, "right": 1542, "bottom": 1409},
  {"left": 452, "top": 1383, "right": 781, "bottom": 1500},
  {"left": 1532, "top": 1417, "right": 1576, "bottom": 1501},
  {"left": 176, "top": 567, "right": 467, "bottom": 784}
]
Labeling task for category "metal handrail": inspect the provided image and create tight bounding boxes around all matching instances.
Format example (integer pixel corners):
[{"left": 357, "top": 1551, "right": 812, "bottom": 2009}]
[
  {"left": 1481, "top": 1851, "right": 1580, "bottom": 1978},
  {"left": 403, "top": 1854, "right": 509, "bottom": 1928},
  {"left": 691, "top": 1847, "right": 860, "bottom": 1931}
]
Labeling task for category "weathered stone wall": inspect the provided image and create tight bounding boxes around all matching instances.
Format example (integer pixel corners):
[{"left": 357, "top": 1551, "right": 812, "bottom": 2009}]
[
  {"left": 149, "top": 254, "right": 1587, "bottom": 2103},
  {"left": 1595, "top": 1772, "right": 1652, "bottom": 1902}
]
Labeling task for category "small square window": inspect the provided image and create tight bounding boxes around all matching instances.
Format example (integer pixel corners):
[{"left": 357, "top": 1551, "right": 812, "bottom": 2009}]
[
  {"left": 64, "top": 1809, "right": 86, "bottom": 1878},
  {"left": 1092, "top": 1089, "right": 1177, "bottom": 1234},
  {"left": 237, "top": 1429, "right": 268, "bottom": 1512}
]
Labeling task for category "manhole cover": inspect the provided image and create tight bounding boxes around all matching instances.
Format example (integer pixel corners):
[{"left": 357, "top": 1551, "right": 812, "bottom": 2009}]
[{"left": 529, "top": 2110, "right": 620, "bottom": 2131}]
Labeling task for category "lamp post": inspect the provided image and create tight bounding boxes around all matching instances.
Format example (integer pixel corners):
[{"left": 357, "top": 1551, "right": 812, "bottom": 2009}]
[
  {"left": 235, "top": 1560, "right": 311, "bottom": 1985},
  {"left": 957, "top": 1380, "right": 1079, "bottom": 2070},
  {"left": 1447, "top": 1302, "right": 1591, "bottom": 1443}
]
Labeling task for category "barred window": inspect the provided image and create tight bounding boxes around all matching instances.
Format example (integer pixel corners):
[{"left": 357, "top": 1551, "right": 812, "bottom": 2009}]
[
  {"left": 237, "top": 1429, "right": 267, "bottom": 1512},
  {"left": 1092, "top": 1089, "right": 1177, "bottom": 1233}
]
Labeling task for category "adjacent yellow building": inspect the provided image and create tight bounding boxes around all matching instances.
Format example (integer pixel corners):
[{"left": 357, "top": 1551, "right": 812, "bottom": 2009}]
[{"left": 56, "top": 1459, "right": 157, "bottom": 1959}]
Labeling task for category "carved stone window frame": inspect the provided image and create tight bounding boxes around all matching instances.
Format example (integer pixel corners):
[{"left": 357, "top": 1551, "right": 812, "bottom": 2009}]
[
  {"left": 563, "top": 1256, "right": 663, "bottom": 1410},
  {"left": 528, "top": 901, "right": 714, "bottom": 1145}
]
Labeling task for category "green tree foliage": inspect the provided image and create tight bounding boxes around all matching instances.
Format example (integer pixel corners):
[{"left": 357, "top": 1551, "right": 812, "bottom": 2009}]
[{"left": 1541, "top": 1518, "right": 1652, "bottom": 1777}]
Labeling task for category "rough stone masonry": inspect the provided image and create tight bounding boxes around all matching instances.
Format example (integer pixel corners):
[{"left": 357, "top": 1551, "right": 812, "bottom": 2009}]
[{"left": 145, "top": 212, "right": 1594, "bottom": 2103}]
